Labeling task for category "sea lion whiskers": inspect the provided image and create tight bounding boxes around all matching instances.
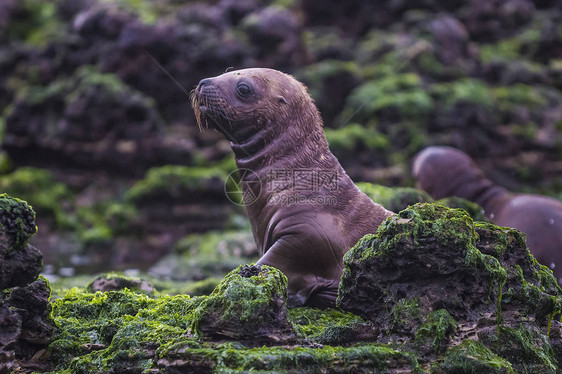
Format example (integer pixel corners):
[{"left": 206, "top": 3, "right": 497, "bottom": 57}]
[{"left": 189, "top": 88, "right": 204, "bottom": 132}]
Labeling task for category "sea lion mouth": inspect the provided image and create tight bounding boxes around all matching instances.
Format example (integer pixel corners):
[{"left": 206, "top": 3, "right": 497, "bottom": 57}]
[{"left": 190, "top": 87, "right": 232, "bottom": 132}]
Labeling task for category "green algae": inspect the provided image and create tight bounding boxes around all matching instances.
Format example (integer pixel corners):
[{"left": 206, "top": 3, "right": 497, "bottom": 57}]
[
  {"left": 190, "top": 265, "right": 294, "bottom": 342},
  {"left": 46, "top": 266, "right": 426, "bottom": 373},
  {"left": 415, "top": 309, "right": 456, "bottom": 353},
  {"left": 2, "top": 0, "right": 63, "bottom": 47},
  {"left": 74, "top": 201, "right": 137, "bottom": 248},
  {"left": 49, "top": 289, "right": 157, "bottom": 366},
  {"left": 49, "top": 288, "right": 201, "bottom": 371},
  {"left": 433, "top": 340, "right": 515, "bottom": 374},
  {"left": 211, "top": 343, "right": 422, "bottom": 373},
  {"left": 390, "top": 298, "right": 422, "bottom": 335},
  {"left": 21, "top": 65, "right": 142, "bottom": 107},
  {"left": 481, "top": 325, "right": 557, "bottom": 373},
  {"left": 343, "top": 73, "right": 433, "bottom": 122},
  {"left": 429, "top": 78, "right": 493, "bottom": 110},
  {"left": 492, "top": 83, "right": 549, "bottom": 110},
  {"left": 338, "top": 204, "right": 507, "bottom": 334},
  {"left": 125, "top": 165, "right": 230, "bottom": 204},
  {"left": 325, "top": 123, "right": 389, "bottom": 152},
  {"left": 0, "top": 193, "right": 37, "bottom": 249},
  {"left": 378, "top": 203, "right": 477, "bottom": 252},
  {"left": 289, "top": 307, "right": 366, "bottom": 344}
]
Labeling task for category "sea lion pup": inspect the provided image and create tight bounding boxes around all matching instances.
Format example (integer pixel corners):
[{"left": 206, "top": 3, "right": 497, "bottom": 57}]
[
  {"left": 413, "top": 146, "right": 562, "bottom": 282},
  {"left": 191, "top": 68, "right": 393, "bottom": 307}
]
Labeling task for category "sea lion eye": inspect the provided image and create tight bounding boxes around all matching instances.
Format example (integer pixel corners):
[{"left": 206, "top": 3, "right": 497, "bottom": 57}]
[{"left": 236, "top": 82, "right": 253, "bottom": 98}]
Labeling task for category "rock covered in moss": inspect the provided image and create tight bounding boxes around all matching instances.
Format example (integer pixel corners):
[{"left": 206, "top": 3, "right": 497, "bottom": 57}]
[
  {"left": 338, "top": 203, "right": 507, "bottom": 327},
  {"left": 0, "top": 194, "right": 42, "bottom": 291},
  {"left": 337, "top": 203, "right": 562, "bottom": 371},
  {"left": 473, "top": 222, "right": 562, "bottom": 321},
  {"left": 289, "top": 307, "right": 378, "bottom": 345},
  {"left": 191, "top": 264, "right": 296, "bottom": 345},
  {"left": 48, "top": 275, "right": 421, "bottom": 373},
  {"left": 3, "top": 65, "right": 172, "bottom": 174},
  {"left": 0, "top": 195, "right": 55, "bottom": 372},
  {"left": 0, "top": 193, "right": 37, "bottom": 248}
]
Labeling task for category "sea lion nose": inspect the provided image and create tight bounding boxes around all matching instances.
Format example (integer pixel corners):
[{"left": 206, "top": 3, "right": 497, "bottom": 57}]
[{"left": 197, "top": 78, "right": 212, "bottom": 91}]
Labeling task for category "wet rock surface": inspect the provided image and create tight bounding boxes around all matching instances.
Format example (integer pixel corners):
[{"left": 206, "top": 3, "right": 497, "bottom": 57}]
[
  {"left": 42, "top": 203, "right": 562, "bottom": 373},
  {"left": 338, "top": 203, "right": 562, "bottom": 372},
  {"left": 192, "top": 264, "right": 296, "bottom": 345},
  {"left": 0, "top": 195, "right": 55, "bottom": 373}
]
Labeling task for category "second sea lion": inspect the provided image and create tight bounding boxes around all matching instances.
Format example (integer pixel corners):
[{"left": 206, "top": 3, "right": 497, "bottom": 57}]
[
  {"left": 413, "top": 146, "right": 562, "bottom": 282},
  {"left": 191, "top": 68, "right": 394, "bottom": 307}
]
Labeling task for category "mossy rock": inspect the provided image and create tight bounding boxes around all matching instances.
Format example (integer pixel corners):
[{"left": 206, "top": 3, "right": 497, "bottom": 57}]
[
  {"left": 338, "top": 203, "right": 507, "bottom": 326},
  {"left": 297, "top": 60, "right": 362, "bottom": 126},
  {"left": 289, "top": 307, "right": 374, "bottom": 345},
  {"left": 2, "top": 0, "right": 63, "bottom": 47},
  {"left": 190, "top": 264, "right": 296, "bottom": 344},
  {"left": 48, "top": 283, "right": 420, "bottom": 373},
  {"left": 479, "top": 324, "right": 557, "bottom": 374},
  {"left": 49, "top": 288, "right": 203, "bottom": 372},
  {"left": 0, "top": 194, "right": 42, "bottom": 290},
  {"left": 474, "top": 222, "right": 562, "bottom": 322},
  {"left": 429, "top": 78, "right": 493, "bottom": 110},
  {"left": 125, "top": 165, "right": 230, "bottom": 204},
  {"left": 415, "top": 309, "right": 457, "bottom": 354},
  {"left": 0, "top": 193, "right": 37, "bottom": 249},
  {"left": 325, "top": 123, "right": 389, "bottom": 155},
  {"left": 6, "top": 65, "right": 161, "bottom": 144},
  {"left": 342, "top": 73, "right": 434, "bottom": 124}
]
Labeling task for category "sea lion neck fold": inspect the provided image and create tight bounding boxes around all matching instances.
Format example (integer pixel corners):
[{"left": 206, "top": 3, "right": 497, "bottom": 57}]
[{"left": 191, "top": 68, "right": 394, "bottom": 307}]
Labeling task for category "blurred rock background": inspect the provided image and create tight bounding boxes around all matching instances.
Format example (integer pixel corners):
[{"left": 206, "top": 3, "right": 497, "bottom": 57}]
[{"left": 1, "top": 0, "right": 561, "bottom": 283}]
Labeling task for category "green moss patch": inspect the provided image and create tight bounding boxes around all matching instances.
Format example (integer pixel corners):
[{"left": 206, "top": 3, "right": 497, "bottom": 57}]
[
  {"left": 289, "top": 307, "right": 368, "bottom": 344},
  {"left": 433, "top": 340, "right": 514, "bottom": 374},
  {"left": 415, "top": 309, "right": 457, "bottom": 353},
  {"left": 0, "top": 193, "right": 36, "bottom": 249},
  {"left": 126, "top": 165, "right": 230, "bottom": 204}
]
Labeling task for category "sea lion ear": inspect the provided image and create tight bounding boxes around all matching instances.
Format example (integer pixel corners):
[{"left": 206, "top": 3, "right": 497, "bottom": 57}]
[{"left": 277, "top": 96, "right": 288, "bottom": 105}]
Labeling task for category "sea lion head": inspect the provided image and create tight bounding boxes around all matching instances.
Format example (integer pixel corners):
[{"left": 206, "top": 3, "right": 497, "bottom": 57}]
[
  {"left": 413, "top": 146, "right": 487, "bottom": 199},
  {"left": 191, "top": 68, "right": 322, "bottom": 146}
]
